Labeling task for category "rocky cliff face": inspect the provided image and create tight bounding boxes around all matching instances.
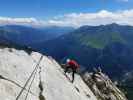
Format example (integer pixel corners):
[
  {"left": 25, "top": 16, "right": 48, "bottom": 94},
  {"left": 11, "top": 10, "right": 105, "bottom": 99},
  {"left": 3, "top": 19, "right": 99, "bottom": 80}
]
[
  {"left": 82, "top": 70, "right": 127, "bottom": 100},
  {"left": 0, "top": 47, "right": 127, "bottom": 100}
]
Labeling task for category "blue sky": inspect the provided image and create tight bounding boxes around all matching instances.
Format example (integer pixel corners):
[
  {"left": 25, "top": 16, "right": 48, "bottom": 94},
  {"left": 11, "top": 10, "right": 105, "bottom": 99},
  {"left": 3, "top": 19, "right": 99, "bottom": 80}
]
[
  {"left": 0, "top": 0, "right": 132, "bottom": 19},
  {"left": 0, "top": 0, "right": 133, "bottom": 27}
]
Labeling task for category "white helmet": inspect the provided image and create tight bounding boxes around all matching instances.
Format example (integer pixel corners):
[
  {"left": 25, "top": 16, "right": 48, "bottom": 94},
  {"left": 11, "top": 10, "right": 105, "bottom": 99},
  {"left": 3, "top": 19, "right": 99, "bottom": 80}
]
[{"left": 66, "top": 59, "right": 70, "bottom": 63}]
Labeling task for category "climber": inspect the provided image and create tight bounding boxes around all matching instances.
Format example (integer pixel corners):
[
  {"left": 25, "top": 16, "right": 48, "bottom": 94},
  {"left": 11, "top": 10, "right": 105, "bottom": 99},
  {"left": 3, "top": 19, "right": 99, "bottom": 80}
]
[{"left": 64, "top": 59, "right": 80, "bottom": 83}]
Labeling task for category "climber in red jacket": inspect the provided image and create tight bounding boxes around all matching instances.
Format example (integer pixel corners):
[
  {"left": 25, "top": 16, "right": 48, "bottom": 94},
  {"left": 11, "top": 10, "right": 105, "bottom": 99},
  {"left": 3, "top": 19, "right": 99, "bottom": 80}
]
[{"left": 64, "top": 59, "right": 80, "bottom": 83}]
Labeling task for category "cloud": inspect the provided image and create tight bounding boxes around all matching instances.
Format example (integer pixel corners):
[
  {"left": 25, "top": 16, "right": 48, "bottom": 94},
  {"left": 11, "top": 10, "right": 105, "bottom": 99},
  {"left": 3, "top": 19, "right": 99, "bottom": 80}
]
[
  {"left": 0, "top": 17, "right": 45, "bottom": 27},
  {"left": 0, "top": 9, "right": 133, "bottom": 27},
  {"left": 118, "top": 0, "right": 129, "bottom": 2},
  {"left": 45, "top": 9, "right": 133, "bottom": 27}
]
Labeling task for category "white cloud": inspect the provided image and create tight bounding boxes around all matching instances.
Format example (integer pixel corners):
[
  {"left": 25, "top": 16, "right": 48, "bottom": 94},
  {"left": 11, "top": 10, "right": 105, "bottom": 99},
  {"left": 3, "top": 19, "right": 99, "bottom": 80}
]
[
  {"left": 0, "top": 17, "right": 45, "bottom": 27},
  {"left": 0, "top": 9, "right": 133, "bottom": 27},
  {"left": 45, "top": 9, "right": 133, "bottom": 27},
  {"left": 118, "top": 0, "right": 129, "bottom": 2}
]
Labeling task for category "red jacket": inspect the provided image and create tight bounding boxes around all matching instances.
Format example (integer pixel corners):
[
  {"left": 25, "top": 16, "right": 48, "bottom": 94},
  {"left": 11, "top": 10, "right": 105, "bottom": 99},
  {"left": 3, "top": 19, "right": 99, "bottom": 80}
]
[{"left": 67, "top": 60, "right": 79, "bottom": 69}]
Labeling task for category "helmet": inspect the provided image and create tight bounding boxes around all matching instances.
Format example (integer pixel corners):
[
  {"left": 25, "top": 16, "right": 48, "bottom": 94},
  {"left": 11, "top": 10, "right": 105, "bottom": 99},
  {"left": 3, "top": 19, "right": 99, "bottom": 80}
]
[{"left": 66, "top": 59, "right": 70, "bottom": 63}]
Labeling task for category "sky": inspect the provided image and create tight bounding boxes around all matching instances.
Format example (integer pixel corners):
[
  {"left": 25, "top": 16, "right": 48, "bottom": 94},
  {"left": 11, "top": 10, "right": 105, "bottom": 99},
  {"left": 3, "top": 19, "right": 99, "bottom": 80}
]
[{"left": 0, "top": 0, "right": 133, "bottom": 27}]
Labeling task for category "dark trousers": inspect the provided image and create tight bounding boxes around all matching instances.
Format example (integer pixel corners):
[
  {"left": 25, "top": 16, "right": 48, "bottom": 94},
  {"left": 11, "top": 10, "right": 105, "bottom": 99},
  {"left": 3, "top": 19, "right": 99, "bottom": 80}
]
[{"left": 65, "top": 66, "right": 76, "bottom": 83}]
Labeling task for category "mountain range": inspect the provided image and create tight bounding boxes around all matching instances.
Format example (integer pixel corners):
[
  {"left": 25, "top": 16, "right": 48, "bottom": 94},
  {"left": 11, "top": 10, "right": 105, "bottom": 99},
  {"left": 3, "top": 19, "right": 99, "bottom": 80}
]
[
  {"left": 1, "top": 24, "right": 133, "bottom": 79},
  {"left": 32, "top": 24, "right": 133, "bottom": 80},
  {"left": 0, "top": 25, "right": 74, "bottom": 46},
  {"left": 0, "top": 23, "right": 133, "bottom": 99}
]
